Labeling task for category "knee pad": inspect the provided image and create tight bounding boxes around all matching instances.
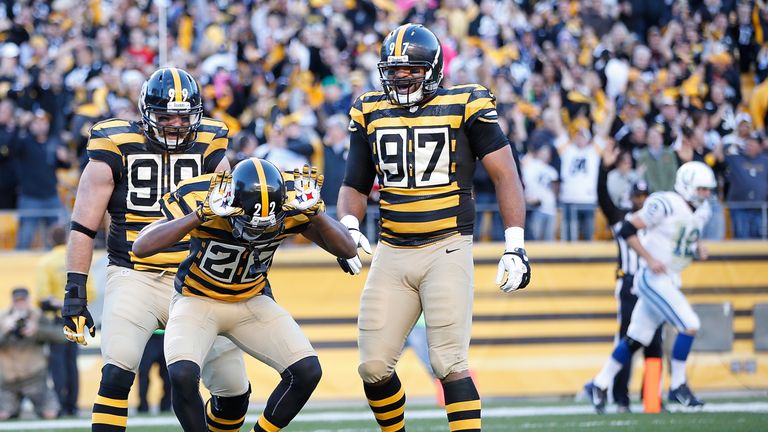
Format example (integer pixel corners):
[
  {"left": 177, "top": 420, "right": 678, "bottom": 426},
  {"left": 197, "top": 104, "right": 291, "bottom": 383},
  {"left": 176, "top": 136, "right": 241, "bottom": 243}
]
[
  {"left": 168, "top": 360, "right": 201, "bottom": 395},
  {"left": 101, "top": 363, "right": 135, "bottom": 391},
  {"left": 210, "top": 384, "right": 251, "bottom": 419},
  {"left": 207, "top": 384, "right": 250, "bottom": 431},
  {"left": 358, "top": 359, "right": 391, "bottom": 384},
  {"left": 284, "top": 356, "right": 322, "bottom": 389}
]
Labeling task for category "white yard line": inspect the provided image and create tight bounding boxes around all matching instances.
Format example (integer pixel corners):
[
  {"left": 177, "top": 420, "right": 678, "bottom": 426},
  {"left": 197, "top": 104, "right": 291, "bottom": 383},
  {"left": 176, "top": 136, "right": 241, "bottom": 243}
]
[{"left": 1, "top": 402, "right": 766, "bottom": 430}]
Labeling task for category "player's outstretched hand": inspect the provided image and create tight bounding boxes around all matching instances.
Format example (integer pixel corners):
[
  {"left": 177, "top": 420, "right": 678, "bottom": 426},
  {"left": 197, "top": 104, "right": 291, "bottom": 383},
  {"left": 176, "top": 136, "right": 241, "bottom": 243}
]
[
  {"left": 284, "top": 165, "right": 324, "bottom": 216},
  {"left": 197, "top": 171, "right": 244, "bottom": 222}
]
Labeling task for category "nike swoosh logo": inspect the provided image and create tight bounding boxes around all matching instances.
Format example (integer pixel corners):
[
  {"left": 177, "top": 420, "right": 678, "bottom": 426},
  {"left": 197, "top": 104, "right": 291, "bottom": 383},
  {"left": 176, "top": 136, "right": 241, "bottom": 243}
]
[{"left": 445, "top": 248, "right": 460, "bottom": 254}]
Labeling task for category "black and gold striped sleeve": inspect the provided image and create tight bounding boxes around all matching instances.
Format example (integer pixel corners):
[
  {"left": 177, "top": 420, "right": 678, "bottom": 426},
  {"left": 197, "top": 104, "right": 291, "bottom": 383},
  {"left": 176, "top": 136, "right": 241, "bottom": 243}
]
[
  {"left": 159, "top": 190, "right": 187, "bottom": 221},
  {"left": 160, "top": 174, "right": 214, "bottom": 221},
  {"left": 465, "top": 85, "right": 499, "bottom": 127},
  {"left": 200, "top": 119, "right": 229, "bottom": 173},
  {"left": 465, "top": 85, "right": 509, "bottom": 159},
  {"left": 87, "top": 121, "right": 124, "bottom": 180},
  {"left": 347, "top": 93, "right": 369, "bottom": 133}
]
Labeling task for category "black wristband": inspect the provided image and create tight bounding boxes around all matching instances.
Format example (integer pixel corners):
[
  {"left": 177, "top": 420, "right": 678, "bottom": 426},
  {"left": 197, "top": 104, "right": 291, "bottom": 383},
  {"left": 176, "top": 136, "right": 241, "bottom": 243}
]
[
  {"left": 65, "top": 272, "right": 88, "bottom": 299},
  {"left": 71, "top": 221, "right": 97, "bottom": 239},
  {"left": 618, "top": 220, "right": 639, "bottom": 239}
]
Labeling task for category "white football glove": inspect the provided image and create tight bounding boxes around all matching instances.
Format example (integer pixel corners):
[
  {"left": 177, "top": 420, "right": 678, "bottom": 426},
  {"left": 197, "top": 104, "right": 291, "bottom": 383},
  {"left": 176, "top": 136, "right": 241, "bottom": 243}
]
[
  {"left": 283, "top": 165, "right": 324, "bottom": 216},
  {"left": 495, "top": 227, "right": 531, "bottom": 292},
  {"left": 337, "top": 215, "right": 372, "bottom": 275},
  {"left": 205, "top": 172, "right": 244, "bottom": 218}
]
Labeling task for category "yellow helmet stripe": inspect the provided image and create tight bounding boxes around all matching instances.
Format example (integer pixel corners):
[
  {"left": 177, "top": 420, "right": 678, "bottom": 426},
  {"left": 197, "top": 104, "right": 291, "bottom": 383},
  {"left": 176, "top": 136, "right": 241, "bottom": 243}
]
[
  {"left": 394, "top": 24, "right": 410, "bottom": 57},
  {"left": 169, "top": 68, "right": 182, "bottom": 102},
  {"left": 251, "top": 159, "right": 269, "bottom": 217}
]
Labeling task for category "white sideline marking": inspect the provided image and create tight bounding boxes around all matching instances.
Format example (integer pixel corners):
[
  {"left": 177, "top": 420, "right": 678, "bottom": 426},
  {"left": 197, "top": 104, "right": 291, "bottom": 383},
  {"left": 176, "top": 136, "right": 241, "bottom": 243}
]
[{"left": 1, "top": 402, "right": 766, "bottom": 430}]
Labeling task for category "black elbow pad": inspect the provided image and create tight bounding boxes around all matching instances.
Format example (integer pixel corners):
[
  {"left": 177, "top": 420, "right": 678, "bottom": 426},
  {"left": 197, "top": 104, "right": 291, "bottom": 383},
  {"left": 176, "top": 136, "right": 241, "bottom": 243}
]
[{"left": 618, "top": 221, "right": 639, "bottom": 239}]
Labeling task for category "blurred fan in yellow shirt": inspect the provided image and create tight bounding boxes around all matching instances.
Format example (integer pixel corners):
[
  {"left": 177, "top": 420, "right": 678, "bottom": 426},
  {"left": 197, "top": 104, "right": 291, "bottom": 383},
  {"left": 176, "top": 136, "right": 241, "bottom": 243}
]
[{"left": 36, "top": 224, "right": 95, "bottom": 417}]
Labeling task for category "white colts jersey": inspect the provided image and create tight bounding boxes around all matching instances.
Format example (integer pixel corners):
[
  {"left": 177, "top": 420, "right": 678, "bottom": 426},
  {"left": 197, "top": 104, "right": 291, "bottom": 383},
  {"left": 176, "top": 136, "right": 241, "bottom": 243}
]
[{"left": 635, "top": 192, "right": 711, "bottom": 275}]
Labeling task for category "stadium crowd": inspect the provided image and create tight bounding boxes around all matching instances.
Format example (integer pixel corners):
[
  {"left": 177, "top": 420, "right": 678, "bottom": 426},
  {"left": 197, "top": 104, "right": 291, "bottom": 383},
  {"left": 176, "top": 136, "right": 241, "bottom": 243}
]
[{"left": 1, "top": 0, "right": 768, "bottom": 249}]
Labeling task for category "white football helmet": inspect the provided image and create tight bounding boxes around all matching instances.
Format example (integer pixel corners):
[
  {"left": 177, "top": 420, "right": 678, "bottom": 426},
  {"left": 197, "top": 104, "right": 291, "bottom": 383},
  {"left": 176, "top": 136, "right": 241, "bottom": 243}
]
[{"left": 674, "top": 161, "right": 716, "bottom": 208}]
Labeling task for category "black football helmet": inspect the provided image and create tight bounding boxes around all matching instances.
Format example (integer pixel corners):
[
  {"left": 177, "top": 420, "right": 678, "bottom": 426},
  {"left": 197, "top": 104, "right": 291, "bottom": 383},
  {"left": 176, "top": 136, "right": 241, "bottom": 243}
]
[
  {"left": 378, "top": 24, "right": 444, "bottom": 106},
  {"left": 228, "top": 158, "right": 287, "bottom": 245},
  {"left": 138, "top": 67, "right": 203, "bottom": 152}
]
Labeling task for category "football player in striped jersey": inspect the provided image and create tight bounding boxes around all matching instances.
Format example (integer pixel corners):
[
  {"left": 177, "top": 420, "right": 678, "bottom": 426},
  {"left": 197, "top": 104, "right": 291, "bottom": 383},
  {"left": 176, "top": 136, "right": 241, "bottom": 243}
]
[
  {"left": 336, "top": 24, "right": 531, "bottom": 432},
  {"left": 62, "top": 68, "right": 251, "bottom": 431},
  {"left": 132, "top": 159, "right": 356, "bottom": 432}
]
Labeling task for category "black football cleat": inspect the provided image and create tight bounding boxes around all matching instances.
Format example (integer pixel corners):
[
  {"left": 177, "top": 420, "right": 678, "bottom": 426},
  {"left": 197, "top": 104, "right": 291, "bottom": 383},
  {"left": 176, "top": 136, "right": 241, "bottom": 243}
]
[
  {"left": 668, "top": 383, "right": 705, "bottom": 408},
  {"left": 584, "top": 381, "right": 608, "bottom": 414}
]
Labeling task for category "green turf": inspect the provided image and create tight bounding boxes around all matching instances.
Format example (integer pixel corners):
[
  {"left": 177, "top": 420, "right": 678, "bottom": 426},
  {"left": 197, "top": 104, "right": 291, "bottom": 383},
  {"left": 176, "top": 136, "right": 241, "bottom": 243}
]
[
  {"left": 9, "top": 413, "right": 767, "bottom": 432},
  {"left": 2, "top": 399, "right": 766, "bottom": 431}
]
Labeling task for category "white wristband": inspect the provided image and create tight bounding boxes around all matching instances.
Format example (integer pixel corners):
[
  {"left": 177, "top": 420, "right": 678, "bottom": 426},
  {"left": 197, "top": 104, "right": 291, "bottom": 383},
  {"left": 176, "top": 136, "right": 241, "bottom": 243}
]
[
  {"left": 340, "top": 215, "right": 360, "bottom": 230},
  {"left": 504, "top": 227, "right": 525, "bottom": 251}
]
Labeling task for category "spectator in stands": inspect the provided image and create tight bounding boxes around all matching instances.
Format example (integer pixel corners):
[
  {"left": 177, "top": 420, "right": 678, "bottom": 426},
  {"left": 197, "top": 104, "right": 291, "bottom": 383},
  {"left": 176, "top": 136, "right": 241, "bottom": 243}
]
[
  {"left": 559, "top": 123, "right": 601, "bottom": 241},
  {"left": 0, "top": 99, "right": 18, "bottom": 209},
  {"left": 522, "top": 145, "right": 559, "bottom": 241},
  {"left": 705, "top": 81, "right": 737, "bottom": 137},
  {"left": 606, "top": 150, "right": 640, "bottom": 210},
  {"left": 321, "top": 114, "right": 350, "bottom": 209},
  {"left": 254, "top": 121, "right": 310, "bottom": 171},
  {"left": 526, "top": 107, "right": 567, "bottom": 172},
  {"left": 614, "top": 114, "right": 647, "bottom": 153},
  {"left": 14, "top": 110, "right": 70, "bottom": 250},
  {"left": 36, "top": 225, "right": 94, "bottom": 417},
  {"left": 636, "top": 124, "right": 678, "bottom": 193},
  {"left": 722, "top": 113, "right": 754, "bottom": 156},
  {"left": 652, "top": 95, "right": 680, "bottom": 147},
  {"left": 749, "top": 77, "right": 768, "bottom": 136},
  {"left": 0, "top": 287, "right": 63, "bottom": 420},
  {"left": 724, "top": 135, "right": 768, "bottom": 239},
  {"left": 227, "top": 132, "right": 259, "bottom": 168}
]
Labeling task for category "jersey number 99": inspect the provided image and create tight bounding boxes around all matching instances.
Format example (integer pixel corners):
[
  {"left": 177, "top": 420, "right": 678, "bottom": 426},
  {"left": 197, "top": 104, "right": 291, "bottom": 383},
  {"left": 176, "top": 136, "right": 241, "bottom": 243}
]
[{"left": 126, "top": 154, "right": 202, "bottom": 212}]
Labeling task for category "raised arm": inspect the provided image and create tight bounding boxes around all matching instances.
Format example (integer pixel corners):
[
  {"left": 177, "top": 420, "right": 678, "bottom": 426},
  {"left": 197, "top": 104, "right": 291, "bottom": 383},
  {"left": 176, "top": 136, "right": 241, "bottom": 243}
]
[{"left": 597, "top": 144, "right": 625, "bottom": 226}]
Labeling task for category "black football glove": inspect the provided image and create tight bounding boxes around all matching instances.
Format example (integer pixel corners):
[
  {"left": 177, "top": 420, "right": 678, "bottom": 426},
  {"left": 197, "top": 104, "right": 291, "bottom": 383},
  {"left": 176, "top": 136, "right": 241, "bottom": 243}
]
[{"left": 62, "top": 272, "right": 95, "bottom": 345}]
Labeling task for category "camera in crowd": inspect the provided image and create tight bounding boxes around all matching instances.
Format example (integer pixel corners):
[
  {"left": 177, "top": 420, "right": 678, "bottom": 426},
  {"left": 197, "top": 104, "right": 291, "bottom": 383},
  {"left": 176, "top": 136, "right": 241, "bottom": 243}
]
[{"left": 11, "top": 314, "right": 29, "bottom": 339}]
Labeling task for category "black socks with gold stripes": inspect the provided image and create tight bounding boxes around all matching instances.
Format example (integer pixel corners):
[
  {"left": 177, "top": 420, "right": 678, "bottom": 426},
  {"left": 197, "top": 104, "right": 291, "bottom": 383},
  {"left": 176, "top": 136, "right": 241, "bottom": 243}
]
[
  {"left": 91, "top": 364, "right": 134, "bottom": 432},
  {"left": 442, "top": 377, "right": 481, "bottom": 432},
  {"left": 364, "top": 372, "right": 406, "bottom": 432}
]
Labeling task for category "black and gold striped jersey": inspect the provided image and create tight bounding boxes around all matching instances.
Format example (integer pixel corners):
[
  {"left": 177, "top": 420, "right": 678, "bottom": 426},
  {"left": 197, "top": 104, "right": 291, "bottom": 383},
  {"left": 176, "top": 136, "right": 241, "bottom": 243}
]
[
  {"left": 343, "top": 84, "right": 509, "bottom": 247},
  {"left": 160, "top": 172, "right": 312, "bottom": 302},
  {"left": 87, "top": 117, "right": 228, "bottom": 272}
]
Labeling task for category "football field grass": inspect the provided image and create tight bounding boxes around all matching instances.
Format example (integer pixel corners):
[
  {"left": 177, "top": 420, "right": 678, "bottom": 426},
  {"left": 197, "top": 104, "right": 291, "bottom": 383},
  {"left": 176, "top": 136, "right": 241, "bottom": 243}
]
[{"left": 1, "top": 398, "right": 766, "bottom": 431}]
